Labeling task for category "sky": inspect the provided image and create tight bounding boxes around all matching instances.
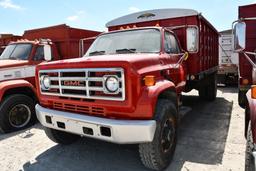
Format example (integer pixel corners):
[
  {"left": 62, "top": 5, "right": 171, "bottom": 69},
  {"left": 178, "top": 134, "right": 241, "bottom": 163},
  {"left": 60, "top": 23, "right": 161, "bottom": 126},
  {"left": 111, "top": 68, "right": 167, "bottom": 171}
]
[{"left": 0, "top": 0, "right": 255, "bottom": 35}]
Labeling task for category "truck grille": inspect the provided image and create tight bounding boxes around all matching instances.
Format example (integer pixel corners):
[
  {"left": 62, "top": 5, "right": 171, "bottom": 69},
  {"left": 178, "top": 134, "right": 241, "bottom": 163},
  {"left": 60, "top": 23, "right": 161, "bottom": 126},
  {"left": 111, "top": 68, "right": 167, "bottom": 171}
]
[{"left": 39, "top": 68, "right": 125, "bottom": 101}]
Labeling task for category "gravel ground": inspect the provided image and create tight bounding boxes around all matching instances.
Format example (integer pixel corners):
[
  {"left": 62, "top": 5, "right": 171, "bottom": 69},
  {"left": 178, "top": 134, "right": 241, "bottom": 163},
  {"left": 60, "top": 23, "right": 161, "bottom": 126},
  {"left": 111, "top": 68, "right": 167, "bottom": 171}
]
[{"left": 0, "top": 87, "right": 246, "bottom": 171}]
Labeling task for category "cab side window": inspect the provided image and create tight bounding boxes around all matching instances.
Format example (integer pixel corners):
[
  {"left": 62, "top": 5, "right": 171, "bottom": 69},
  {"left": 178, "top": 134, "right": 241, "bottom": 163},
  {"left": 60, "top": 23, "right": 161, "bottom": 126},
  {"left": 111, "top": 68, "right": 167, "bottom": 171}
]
[
  {"left": 34, "top": 46, "right": 44, "bottom": 61},
  {"left": 164, "top": 32, "right": 180, "bottom": 54}
]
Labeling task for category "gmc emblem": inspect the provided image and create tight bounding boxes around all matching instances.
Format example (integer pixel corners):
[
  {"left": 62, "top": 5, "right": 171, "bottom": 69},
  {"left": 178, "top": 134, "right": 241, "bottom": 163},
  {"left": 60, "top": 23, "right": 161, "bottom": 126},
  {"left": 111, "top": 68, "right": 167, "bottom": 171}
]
[{"left": 63, "top": 81, "right": 83, "bottom": 86}]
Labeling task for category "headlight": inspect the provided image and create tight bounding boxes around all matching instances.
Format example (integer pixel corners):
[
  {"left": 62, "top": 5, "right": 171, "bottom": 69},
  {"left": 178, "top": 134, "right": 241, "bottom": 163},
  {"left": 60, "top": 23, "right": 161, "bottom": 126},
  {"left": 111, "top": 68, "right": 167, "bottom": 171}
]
[
  {"left": 40, "top": 75, "right": 51, "bottom": 90},
  {"left": 105, "top": 76, "right": 119, "bottom": 93}
]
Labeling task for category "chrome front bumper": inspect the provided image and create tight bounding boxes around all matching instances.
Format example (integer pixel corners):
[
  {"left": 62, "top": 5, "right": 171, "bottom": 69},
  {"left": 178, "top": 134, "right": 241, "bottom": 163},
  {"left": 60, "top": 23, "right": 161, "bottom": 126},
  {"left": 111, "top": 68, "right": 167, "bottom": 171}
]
[
  {"left": 252, "top": 150, "right": 256, "bottom": 167},
  {"left": 36, "top": 104, "right": 156, "bottom": 144}
]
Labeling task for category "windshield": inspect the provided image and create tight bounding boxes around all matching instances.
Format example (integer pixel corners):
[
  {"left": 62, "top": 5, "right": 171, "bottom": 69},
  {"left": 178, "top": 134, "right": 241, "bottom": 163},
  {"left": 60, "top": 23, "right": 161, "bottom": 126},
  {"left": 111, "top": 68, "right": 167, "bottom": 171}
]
[
  {"left": 0, "top": 43, "right": 32, "bottom": 60},
  {"left": 85, "top": 29, "right": 161, "bottom": 56}
]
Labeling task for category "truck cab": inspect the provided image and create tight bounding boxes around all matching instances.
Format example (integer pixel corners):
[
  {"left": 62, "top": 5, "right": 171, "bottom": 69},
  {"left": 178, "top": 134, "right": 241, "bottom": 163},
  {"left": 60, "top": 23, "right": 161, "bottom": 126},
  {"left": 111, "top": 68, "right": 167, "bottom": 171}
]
[
  {"left": 35, "top": 9, "right": 218, "bottom": 170},
  {"left": 0, "top": 39, "right": 60, "bottom": 132},
  {"left": 0, "top": 24, "right": 101, "bottom": 133}
]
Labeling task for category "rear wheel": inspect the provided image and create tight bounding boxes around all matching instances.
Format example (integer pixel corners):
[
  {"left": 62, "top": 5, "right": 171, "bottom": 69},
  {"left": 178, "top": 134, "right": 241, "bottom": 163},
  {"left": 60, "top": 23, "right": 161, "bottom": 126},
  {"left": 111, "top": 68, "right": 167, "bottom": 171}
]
[
  {"left": 199, "top": 73, "right": 217, "bottom": 101},
  {"left": 239, "top": 89, "right": 247, "bottom": 109},
  {"left": 139, "top": 99, "right": 177, "bottom": 170},
  {"left": 0, "top": 94, "right": 36, "bottom": 133},
  {"left": 44, "top": 127, "right": 80, "bottom": 145},
  {"left": 245, "top": 122, "right": 255, "bottom": 171}
]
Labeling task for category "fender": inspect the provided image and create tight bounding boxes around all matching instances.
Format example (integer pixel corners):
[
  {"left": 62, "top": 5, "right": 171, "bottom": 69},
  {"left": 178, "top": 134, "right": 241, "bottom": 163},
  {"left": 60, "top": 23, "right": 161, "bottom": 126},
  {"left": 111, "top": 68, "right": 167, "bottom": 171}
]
[
  {"left": 0, "top": 79, "right": 36, "bottom": 101},
  {"left": 135, "top": 79, "right": 176, "bottom": 118},
  {"left": 246, "top": 90, "right": 256, "bottom": 143}
]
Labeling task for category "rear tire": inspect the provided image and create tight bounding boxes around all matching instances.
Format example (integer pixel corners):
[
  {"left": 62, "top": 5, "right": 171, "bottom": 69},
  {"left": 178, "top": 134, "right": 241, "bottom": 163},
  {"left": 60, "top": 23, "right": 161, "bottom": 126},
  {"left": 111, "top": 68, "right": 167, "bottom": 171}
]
[
  {"left": 239, "top": 89, "right": 247, "bottom": 109},
  {"left": 44, "top": 127, "right": 80, "bottom": 145},
  {"left": 0, "top": 94, "right": 36, "bottom": 133},
  {"left": 199, "top": 73, "right": 217, "bottom": 101},
  {"left": 139, "top": 99, "right": 177, "bottom": 170},
  {"left": 245, "top": 122, "right": 255, "bottom": 171}
]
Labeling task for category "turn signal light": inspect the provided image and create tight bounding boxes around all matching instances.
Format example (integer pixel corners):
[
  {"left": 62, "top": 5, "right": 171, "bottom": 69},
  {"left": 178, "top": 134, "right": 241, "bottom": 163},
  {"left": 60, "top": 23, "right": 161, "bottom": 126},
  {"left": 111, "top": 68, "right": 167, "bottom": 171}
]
[
  {"left": 251, "top": 86, "right": 256, "bottom": 99},
  {"left": 144, "top": 76, "right": 156, "bottom": 86},
  {"left": 184, "top": 52, "right": 189, "bottom": 61},
  {"left": 243, "top": 79, "right": 249, "bottom": 85}
]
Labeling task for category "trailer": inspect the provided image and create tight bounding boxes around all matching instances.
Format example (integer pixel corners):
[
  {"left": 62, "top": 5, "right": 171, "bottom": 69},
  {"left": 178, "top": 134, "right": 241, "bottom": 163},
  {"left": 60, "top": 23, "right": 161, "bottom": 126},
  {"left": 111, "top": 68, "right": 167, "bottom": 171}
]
[
  {"left": 23, "top": 24, "right": 100, "bottom": 58},
  {"left": 0, "top": 34, "right": 22, "bottom": 55},
  {"left": 217, "top": 29, "right": 238, "bottom": 85},
  {"left": 0, "top": 24, "right": 101, "bottom": 133}
]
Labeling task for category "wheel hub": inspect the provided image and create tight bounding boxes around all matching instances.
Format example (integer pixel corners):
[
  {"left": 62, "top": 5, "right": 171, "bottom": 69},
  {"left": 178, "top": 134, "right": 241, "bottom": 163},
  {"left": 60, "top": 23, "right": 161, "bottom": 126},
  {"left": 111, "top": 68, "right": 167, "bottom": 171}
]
[
  {"left": 9, "top": 104, "right": 31, "bottom": 128},
  {"left": 161, "top": 119, "right": 175, "bottom": 153}
]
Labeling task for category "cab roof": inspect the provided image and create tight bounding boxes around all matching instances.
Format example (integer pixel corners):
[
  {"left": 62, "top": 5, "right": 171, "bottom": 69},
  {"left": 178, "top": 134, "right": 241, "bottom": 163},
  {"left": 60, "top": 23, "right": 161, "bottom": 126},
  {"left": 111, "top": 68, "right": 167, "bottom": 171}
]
[
  {"left": 106, "top": 8, "right": 199, "bottom": 28},
  {"left": 9, "top": 40, "right": 39, "bottom": 45},
  {"left": 101, "top": 26, "right": 164, "bottom": 35}
]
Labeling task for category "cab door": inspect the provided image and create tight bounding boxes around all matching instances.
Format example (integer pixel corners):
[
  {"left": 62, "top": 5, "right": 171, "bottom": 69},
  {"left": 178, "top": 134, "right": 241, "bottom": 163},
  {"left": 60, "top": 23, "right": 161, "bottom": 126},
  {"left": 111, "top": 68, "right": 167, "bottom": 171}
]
[
  {"left": 164, "top": 31, "right": 186, "bottom": 89},
  {"left": 27, "top": 45, "right": 46, "bottom": 85},
  {"left": 30, "top": 45, "right": 45, "bottom": 65}
]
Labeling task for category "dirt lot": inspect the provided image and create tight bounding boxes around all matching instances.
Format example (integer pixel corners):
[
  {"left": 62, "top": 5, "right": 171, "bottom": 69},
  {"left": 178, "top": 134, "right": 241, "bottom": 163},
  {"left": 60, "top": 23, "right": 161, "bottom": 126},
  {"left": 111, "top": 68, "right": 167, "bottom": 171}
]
[{"left": 0, "top": 87, "right": 246, "bottom": 171}]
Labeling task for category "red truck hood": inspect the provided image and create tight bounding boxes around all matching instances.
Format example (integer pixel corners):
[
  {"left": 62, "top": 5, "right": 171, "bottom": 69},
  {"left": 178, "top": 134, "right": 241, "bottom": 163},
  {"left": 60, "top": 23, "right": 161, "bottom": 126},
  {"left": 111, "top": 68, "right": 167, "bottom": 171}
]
[
  {"left": 0, "top": 60, "right": 29, "bottom": 69},
  {"left": 37, "top": 53, "right": 164, "bottom": 74}
]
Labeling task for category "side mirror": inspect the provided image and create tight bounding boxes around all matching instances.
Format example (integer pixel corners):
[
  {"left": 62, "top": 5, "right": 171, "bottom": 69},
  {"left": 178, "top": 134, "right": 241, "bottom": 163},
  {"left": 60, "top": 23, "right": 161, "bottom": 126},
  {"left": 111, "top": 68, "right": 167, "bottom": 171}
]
[
  {"left": 186, "top": 27, "right": 199, "bottom": 53},
  {"left": 233, "top": 22, "right": 246, "bottom": 52},
  {"left": 43, "top": 45, "right": 52, "bottom": 61}
]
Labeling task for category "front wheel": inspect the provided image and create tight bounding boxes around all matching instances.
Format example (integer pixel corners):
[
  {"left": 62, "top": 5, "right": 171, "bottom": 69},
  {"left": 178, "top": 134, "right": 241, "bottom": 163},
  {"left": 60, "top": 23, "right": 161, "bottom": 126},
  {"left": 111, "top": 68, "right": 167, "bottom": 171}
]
[
  {"left": 239, "top": 89, "right": 247, "bottom": 109},
  {"left": 245, "top": 122, "right": 256, "bottom": 171},
  {"left": 0, "top": 94, "right": 36, "bottom": 133},
  {"left": 139, "top": 99, "right": 177, "bottom": 170}
]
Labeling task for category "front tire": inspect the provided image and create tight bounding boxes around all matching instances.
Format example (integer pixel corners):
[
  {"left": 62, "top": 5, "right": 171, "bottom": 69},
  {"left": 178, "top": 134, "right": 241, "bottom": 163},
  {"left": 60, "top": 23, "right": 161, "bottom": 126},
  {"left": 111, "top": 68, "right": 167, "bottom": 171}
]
[
  {"left": 0, "top": 94, "right": 36, "bottom": 133},
  {"left": 239, "top": 89, "right": 247, "bottom": 109},
  {"left": 44, "top": 127, "right": 80, "bottom": 145},
  {"left": 139, "top": 99, "right": 177, "bottom": 170},
  {"left": 245, "top": 122, "right": 256, "bottom": 171}
]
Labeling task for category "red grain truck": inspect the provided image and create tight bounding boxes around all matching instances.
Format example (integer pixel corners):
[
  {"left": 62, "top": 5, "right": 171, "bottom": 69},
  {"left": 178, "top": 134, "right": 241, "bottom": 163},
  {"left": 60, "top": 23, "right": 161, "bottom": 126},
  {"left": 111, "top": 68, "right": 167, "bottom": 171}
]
[
  {"left": 35, "top": 9, "right": 218, "bottom": 170},
  {"left": 0, "top": 34, "right": 22, "bottom": 55},
  {"left": 232, "top": 4, "right": 256, "bottom": 171},
  {"left": 236, "top": 4, "right": 256, "bottom": 108},
  {"left": 0, "top": 24, "right": 101, "bottom": 133}
]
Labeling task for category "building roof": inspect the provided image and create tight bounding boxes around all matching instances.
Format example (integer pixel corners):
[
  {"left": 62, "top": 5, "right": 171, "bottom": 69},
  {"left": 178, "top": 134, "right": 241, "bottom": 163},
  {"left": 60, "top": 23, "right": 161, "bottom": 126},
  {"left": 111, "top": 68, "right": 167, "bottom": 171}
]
[
  {"left": 106, "top": 8, "right": 199, "bottom": 27},
  {"left": 219, "top": 29, "right": 232, "bottom": 34}
]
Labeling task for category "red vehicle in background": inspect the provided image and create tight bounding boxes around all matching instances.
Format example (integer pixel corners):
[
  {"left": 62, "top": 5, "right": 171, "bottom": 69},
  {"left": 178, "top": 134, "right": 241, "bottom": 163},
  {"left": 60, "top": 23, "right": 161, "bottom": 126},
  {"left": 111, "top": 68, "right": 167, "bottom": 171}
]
[
  {"left": 0, "top": 34, "right": 22, "bottom": 55},
  {"left": 233, "top": 3, "right": 256, "bottom": 171},
  {"left": 0, "top": 24, "right": 101, "bottom": 133},
  {"left": 237, "top": 4, "right": 256, "bottom": 108},
  {"left": 35, "top": 9, "right": 218, "bottom": 170}
]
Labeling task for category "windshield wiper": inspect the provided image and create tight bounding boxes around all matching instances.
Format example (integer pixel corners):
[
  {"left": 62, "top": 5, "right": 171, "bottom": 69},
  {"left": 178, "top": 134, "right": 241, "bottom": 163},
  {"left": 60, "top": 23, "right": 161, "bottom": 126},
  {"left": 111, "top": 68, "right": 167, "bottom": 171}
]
[
  {"left": 89, "top": 50, "right": 105, "bottom": 56},
  {"left": 9, "top": 57, "right": 20, "bottom": 60},
  {"left": 116, "top": 48, "right": 136, "bottom": 54}
]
